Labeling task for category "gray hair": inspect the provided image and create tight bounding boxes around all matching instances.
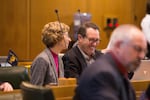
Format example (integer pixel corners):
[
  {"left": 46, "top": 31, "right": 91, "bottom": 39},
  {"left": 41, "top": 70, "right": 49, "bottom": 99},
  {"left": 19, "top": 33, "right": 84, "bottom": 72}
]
[{"left": 108, "top": 24, "right": 143, "bottom": 49}]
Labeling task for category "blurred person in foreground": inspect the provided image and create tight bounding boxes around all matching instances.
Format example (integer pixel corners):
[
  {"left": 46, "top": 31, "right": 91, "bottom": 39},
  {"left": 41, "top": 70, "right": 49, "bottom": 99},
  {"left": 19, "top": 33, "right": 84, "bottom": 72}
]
[
  {"left": 62, "top": 22, "right": 102, "bottom": 79},
  {"left": 102, "top": 37, "right": 134, "bottom": 80},
  {"left": 30, "top": 21, "right": 71, "bottom": 86},
  {"left": 74, "top": 24, "right": 147, "bottom": 100}
]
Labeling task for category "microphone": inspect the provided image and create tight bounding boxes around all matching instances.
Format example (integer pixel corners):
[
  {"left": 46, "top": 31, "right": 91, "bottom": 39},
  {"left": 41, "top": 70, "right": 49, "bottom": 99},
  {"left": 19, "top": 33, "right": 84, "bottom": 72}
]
[
  {"left": 77, "top": 9, "right": 82, "bottom": 25},
  {"left": 54, "top": 9, "right": 63, "bottom": 33},
  {"left": 54, "top": 9, "right": 68, "bottom": 49}
]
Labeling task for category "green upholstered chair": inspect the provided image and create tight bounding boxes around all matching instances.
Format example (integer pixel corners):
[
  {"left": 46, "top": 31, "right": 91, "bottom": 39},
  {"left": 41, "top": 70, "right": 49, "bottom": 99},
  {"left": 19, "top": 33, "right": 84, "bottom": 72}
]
[
  {"left": 20, "top": 82, "right": 54, "bottom": 100},
  {"left": 0, "top": 66, "right": 30, "bottom": 89}
]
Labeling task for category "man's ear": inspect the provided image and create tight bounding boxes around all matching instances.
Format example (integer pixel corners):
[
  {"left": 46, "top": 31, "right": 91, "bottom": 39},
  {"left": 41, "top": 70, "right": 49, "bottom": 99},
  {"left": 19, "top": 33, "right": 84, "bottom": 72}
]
[
  {"left": 78, "top": 34, "right": 82, "bottom": 40},
  {"left": 115, "top": 41, "right": 124, "bottom": 48}
]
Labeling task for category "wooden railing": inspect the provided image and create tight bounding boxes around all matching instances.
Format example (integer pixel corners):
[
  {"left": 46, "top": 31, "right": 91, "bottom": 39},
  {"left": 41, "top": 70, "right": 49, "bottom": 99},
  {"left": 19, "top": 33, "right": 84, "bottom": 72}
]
[
  {"left": 2, "top": 59, "right": 150, "bottom": 100},
  {"left": 0, "top": 79, "right": 149, "bottom": 100},
  {"left": 0, "top": 89, "right": 22, "bottom": 100},
  {"left": 58, "top": 78, "right": 77, "bottom": 86},
  {"left": 0, "top": 85, "right": 76, "bottom": 100},
  {"left": 51, "top": 85, "right": 76, "bottom": 100}
]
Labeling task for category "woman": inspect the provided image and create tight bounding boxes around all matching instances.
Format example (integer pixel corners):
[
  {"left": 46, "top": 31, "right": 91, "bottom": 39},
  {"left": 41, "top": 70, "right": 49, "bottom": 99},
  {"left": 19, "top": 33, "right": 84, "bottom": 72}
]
[{"left": 30, "top": 21, "right": 71, "bottom": 86}]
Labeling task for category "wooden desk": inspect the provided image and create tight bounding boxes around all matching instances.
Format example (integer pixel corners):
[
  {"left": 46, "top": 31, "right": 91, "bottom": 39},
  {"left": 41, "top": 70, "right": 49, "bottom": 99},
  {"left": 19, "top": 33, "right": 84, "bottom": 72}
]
[
  {"left": 58, "top": 78, "right": 77, "bottom": 86},
  {"left": 131, "top": 80, "right": 150, "bottom": 100},
  {"left": 131, "top": 80, "right": 150, "bottom": 91},
  {"left": 3, "top": 79, "right": 150, "bottom": 100},
  {"left": 1, "top": 80, "right": 149, "bottom": 100},
  {"left": 51, "top": 85, "right": 76, "bottom": 100},
  {"left": 0, "top": 89, "right": 22, "bottom": 100},
  {"left": 18, "top": 61, "right": 32, "bottom": 66},
  {"left": 0, "top": 84, "right": 76, "bottom": 100}
]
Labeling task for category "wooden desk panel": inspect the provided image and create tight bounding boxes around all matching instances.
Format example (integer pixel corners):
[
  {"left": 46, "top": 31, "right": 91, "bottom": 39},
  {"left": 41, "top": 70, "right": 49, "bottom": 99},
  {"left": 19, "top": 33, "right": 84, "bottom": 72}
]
[{"left": 0, "top": 84, "right": 76, "bottom": 100}]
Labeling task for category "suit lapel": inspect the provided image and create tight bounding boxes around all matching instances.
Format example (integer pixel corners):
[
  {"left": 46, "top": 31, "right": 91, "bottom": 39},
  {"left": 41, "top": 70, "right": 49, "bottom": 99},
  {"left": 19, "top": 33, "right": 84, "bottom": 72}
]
[
  {"left": 74, "top": 46, "right": 87, "bottom": 69},
  {"left": 45, "top": 48, "right": 58, "bottom": 79}
]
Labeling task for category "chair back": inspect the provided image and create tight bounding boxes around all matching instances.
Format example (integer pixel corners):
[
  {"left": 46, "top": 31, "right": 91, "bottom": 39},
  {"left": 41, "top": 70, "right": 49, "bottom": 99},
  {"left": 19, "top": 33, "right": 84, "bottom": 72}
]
[
  {"left": 21, "top": 82, "right": 55, "bottom": 100},
  {"left": 0, "top": 66, "right": 30, "bottom": 89}
]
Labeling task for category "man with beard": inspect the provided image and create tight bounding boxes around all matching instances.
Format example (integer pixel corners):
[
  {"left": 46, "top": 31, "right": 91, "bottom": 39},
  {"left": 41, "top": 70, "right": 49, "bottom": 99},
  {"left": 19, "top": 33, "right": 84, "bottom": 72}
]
[
  {"left": 74, "top": 24, "right": 147, "bottom": 100},
  {"left": 62, "top": 22, "right": 102, "bottom": 78}
]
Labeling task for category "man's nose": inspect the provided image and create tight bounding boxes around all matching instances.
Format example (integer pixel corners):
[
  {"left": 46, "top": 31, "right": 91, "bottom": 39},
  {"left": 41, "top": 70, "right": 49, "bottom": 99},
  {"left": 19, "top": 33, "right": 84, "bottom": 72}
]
[
  {"left": 68, "top": 37, "right": 71, "bottom": 42},
  {"left": 91, "top": 42, "right": 98, "bottom": 47},
  {"left": 139, "top": 51, "right": 146, "bottom": 59}
]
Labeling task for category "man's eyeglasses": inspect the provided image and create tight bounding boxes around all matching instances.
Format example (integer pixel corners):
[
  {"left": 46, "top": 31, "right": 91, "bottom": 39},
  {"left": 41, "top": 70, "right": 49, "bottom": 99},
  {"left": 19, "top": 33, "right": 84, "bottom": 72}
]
[{"left": 85, "top": 37, "right": 101, "bottom": 44}]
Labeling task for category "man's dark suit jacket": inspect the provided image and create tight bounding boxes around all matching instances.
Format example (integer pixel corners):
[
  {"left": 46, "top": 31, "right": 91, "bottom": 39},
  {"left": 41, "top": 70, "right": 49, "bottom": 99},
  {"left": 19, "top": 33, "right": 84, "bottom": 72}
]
[
  {"left": 62, "top": 46, "right": 102, "bottom": 78},
  {"left": 74, "top": 52, "right": 136, "bottom": 100}
]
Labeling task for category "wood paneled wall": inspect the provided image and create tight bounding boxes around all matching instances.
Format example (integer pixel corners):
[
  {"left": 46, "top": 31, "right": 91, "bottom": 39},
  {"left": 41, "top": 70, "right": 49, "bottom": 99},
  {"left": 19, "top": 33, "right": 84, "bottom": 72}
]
[
  {"left": 0, "top": 0, "right": 29, "bottom": 59},
  {"left": 0, "top": 0, "right": 147, "bottom": 60}
]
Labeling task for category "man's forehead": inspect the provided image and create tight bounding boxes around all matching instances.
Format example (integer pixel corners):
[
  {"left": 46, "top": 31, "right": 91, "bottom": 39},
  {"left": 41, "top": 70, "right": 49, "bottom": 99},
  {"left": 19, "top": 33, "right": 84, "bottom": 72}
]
[
  {"left": 86, "top": 27, "right": 99, "bottom": 32},
  {"left": 86, "top": 28, "right": 100, "bottom": 37}
]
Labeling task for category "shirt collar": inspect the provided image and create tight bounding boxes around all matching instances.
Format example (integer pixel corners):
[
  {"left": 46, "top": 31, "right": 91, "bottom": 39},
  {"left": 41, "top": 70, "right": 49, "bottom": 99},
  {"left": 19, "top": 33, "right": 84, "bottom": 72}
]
[
  {"left": 50, "top": 49, "right": 58, "bottom": 57},
  {"left": 109, "top": 51, "right": 128, "bottom": 79},
  {"left": 77, "top": 45, "right": 96, "bottom": 65},
  {"left": 77, "top": 45, "right": 95, "bottom": 60}
]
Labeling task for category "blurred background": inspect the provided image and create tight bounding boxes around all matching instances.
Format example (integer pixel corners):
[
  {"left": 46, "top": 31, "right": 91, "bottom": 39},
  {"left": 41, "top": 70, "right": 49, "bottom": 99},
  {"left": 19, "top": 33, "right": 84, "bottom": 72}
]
[{"left": 0, "top": 0, "right": 147, "bottom": 60}]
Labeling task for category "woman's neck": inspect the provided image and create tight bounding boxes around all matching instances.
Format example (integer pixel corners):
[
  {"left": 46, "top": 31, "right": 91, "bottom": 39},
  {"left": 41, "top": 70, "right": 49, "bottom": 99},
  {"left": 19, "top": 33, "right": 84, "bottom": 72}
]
[{"left": 50, "top": 45, "right": 62, "bottom": 54}]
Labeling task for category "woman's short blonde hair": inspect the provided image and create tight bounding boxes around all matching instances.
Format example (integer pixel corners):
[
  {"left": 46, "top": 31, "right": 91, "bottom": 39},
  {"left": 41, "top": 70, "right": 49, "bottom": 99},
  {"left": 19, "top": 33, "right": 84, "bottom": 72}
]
[{"left": 42, "top": 21, "right": 70, "bottom": 48}]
